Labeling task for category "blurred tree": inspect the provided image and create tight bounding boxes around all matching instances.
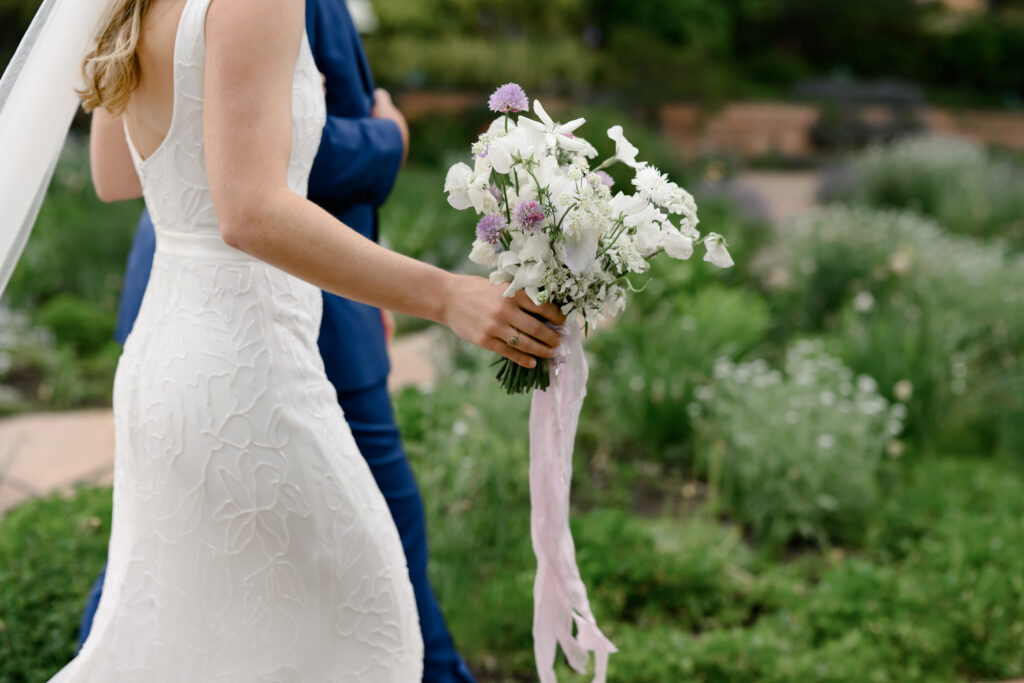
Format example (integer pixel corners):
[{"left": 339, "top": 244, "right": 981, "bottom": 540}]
[{"left": 0, "top": 0, "right": 41, "bottom": 67}]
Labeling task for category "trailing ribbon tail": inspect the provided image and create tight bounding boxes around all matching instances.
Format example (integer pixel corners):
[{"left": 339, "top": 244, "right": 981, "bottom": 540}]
[{"left": 529, "top": 321, "right": 617, "bottom": 682}]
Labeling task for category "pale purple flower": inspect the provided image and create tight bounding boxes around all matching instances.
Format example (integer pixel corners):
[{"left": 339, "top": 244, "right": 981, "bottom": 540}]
[
  {"left": 476, "top": 213, "right": 507, "bottom": 244},
  {"left": 592, "top": 171, "right": 614, "bottom": 187},
  {"left": 488, "top": 83, "right": 529, "bottom": 114},
  {"left": 514, "top": 200, "right": 546, "bottom": 231},
  {"left": 488, "top": 183, "right": 504, "bottom": 204}
]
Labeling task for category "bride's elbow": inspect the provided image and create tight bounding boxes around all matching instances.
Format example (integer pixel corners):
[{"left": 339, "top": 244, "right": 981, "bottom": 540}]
[
  {"left": 218, "top": 203, "right": 268, "bottom": 253},
  {"left": 92, "top": 175, "right": 142, "bottom": 203},
  {"left": 216, "top": 187, "right": 288, "bottom": 253}
]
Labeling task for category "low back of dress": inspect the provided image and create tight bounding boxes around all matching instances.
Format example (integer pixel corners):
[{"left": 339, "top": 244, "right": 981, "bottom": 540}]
[{"left": 46, "top": 0, "right": 424, "bottom": 680}]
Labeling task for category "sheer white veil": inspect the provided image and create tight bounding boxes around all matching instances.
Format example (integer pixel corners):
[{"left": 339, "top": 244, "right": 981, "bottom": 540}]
[{"left": 0, "top": 0, "right": 116, "bottom": 296}]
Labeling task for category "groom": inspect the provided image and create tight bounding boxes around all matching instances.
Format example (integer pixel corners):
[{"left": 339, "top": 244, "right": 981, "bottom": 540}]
[{"left": 77, "top": 1, "right": 475, "bottom": 681}]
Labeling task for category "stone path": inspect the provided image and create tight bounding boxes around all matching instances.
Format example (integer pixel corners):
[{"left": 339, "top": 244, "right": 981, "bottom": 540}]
[
  {"left": 0, "top": 329, "right": 445, "bottom": 514},
  {"left": 0, "top": 170, "right": 819, "bottom": 515}
]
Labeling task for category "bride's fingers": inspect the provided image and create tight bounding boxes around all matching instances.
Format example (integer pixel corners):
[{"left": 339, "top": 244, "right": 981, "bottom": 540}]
[
  {"left": 512, "top": 290, "right": 567, "bottom": 326},
  {"left": 483, "top": 337, "right": 538, "bottom": 369},
  {"left": 510, "top": 312, "right": 561, "bottom": 350},
  {"left": 502, "top": 325, "right": 556, "bottom": 359}
]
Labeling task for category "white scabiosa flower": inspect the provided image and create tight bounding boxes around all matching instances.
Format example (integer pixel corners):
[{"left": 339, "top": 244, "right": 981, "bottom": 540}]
[{"left": 703, "top": 233, "right": 734, "bottom": 268}]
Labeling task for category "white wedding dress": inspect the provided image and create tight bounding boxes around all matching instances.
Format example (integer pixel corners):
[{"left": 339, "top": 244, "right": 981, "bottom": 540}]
[{"left": 48, "top": 0, "right": 423, "bottom": 679}]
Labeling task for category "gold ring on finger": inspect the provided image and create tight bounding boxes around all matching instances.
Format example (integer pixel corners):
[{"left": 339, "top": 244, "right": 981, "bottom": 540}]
[{"left": 506, "top": 329, "right": 520, "bottom": 347}]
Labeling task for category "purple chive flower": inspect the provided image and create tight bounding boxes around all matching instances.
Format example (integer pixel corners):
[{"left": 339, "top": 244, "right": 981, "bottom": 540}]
[
  {"left": 488, "top": 83, "right": 529, "bottom": 114},
  {"left": 514, "top": 200, "right": 546, "bottom": 231},
  {"left": 476, "top": 213, "right": 507, "bottom": 244}
]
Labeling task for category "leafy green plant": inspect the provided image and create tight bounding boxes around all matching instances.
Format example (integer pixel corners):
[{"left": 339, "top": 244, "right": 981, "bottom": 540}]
[
  {"left": 692, "top": 340, "right": 903, "bottom": 549},
  {"left": 764, "top": 205, "right": 1024, "bottom": 454},
  {"left": 0, "top": 487, "right": 112, "bottom": 681},
  {"left": 823, "top": 135, "right": 1024, "bottom": 249},
  {"left": 584, "top": 284, "right": 771, "bottom": 471}
]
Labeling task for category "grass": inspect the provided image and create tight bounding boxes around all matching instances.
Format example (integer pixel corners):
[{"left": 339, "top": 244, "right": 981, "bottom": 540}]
[{"left": 2, "top": 457, "right": 1021, "bottom": 682}]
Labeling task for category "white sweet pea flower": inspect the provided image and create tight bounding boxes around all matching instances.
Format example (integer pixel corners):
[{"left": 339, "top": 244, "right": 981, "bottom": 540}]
[
  {"left": 444, "top": 163, "right": 474, "bottom": 210},
  {"left": 602, "top": 125, "right": 641, "bottom": 169},
  {"left": 469, "top": 239, "right": 500, "bottom": 268},
  {"left": 633, "top": 220, "right": 664, "bottom": 257},
  {"left": 703, "top": 233, "right": 734, "bottom": 268},
  {"left": 608, "top": 192, "right": 647, "bottom": 221},
  {"left": 518, "top": 231, "right": 554, "bottom": 264},
  {"left": 662, "top": 226, "right": 694, "bottom": 260},
  {"left": 488, "top": 127, "right": 537, "bottom": 175},
  {"left": 561, "top": 225, "right": 599, "bottom": 275},
  {"left": 519, "top": 99, "right": 587, "bottom": 152}
]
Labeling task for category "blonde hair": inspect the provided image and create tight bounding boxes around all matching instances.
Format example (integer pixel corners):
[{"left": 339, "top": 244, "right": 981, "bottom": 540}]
[{"left": 78, "top": 0, "right": 154, "bottom": 114}]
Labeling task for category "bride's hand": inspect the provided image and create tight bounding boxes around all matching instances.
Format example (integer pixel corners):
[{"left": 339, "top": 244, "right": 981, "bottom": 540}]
[{"left": 441, "top": 274, "right": 566, "bottom": 368}]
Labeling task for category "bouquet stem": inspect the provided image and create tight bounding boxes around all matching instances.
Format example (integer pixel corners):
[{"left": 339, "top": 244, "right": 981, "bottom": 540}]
[{"left": 494, "top": 356, "right": 550, "bottom": 394}]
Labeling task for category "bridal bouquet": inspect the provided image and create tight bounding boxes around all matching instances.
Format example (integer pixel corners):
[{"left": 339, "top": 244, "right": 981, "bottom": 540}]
[
  {"left": 444, "top": 85, "right": 733, "bottom": 683},
  {"left": 445, "top": 83, "right": 733, "bottom": 394}
]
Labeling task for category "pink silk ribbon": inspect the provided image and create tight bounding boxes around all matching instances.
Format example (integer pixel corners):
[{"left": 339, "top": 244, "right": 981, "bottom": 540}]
[{"left": 529, "top": 321, "right": 617, "bottom": 682}]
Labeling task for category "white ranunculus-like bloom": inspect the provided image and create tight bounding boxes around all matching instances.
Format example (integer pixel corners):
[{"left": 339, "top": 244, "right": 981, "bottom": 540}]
[
  {"left": 607, "top": 125, "right": 640, "bottom": 168},
  {"left": 444, "top": 163, "right": 474, "bottom": 210},
  {"left": 469, "top": 239, "right": 500, "bottom": 268},
  {"left": 703, "top": 232, "right": 734, "bottom": 268},
  {"left": 662, "top": 227, "right": 694, "bottom": 260}
]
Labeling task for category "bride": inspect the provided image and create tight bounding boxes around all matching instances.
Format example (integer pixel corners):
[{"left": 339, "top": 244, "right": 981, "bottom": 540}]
[{"left": 3, "top": 0, "right": 566, "bottom": 679}]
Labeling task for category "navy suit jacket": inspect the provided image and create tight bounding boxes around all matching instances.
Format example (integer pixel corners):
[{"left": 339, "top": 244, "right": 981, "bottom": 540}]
[{"left": 115, "top": 0, "right": 404, "bottom": 391}]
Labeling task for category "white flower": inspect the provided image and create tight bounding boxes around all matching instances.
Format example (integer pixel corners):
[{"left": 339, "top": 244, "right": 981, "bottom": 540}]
[
  {"left": 444, "top": 158, "right": 497, "bottom": 213},
  {"left": 519, "top": 99, "right": 587, "bottom": 152},
  {"left": 561, "top": 227, "right": 599, "bottom": 274},
  {"left": 469, "top": 240, "right": 499, "bottom": 268},
  {"left": 633, "top": 165, "right": 672, "bottom": 205},
  {"left": 605, "top": 125, "right": 641, "bottom": 169},
  {"left": 893, "top": 379, "right": 913, "bottom": 402},
  {"left": 853, "top": 290, "right": 875, "bottom": 312},
  {"left": 662, "top": 227, "right": 694, "bottom": 260},
  {"left": 702, "top": 233, "right": 734, "bottom": 268},
  {"left": 488, "top": 127, "right": 536, "bottom": 175},
  {"left": 444, "top": 163, "right": 474, "bottom": 210}
]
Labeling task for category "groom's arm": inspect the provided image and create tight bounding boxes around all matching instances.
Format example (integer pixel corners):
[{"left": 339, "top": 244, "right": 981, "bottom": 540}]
[{"left": 306, "top": 107, "right": 405, "bottom": 208}]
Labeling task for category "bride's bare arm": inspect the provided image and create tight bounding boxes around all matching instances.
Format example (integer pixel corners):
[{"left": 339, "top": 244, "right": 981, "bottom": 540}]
[
  {"left": 90, "top": 108, "right": 143, "bottom": 202},
  {"left": 203, "top": 0, "right": 562, "bottom": 368}
]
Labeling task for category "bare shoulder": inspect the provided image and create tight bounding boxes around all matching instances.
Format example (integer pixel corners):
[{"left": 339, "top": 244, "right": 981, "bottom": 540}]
[{"left": 205, "top": 0, "right": 305, "bottom": 58}]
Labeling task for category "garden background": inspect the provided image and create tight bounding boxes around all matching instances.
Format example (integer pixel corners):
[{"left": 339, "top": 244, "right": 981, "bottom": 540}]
[{"left": 2, "top": 0, "right": 1024, "bottom": 680}]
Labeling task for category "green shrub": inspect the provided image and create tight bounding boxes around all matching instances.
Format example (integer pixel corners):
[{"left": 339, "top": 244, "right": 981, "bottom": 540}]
[
  {"left": 585, "top": 283, "right": 771, "bottom": 471},
  {"left": 0, "top": 487, "right": 112, "bottom": 681},
  {"left": 823, "top": 135, "right": 1024, "bottom": 249},
  {"left": 764, "top": 205, "right": 1024, "bottom": 453},
  {"left": 692, "top": 340, "right": 903, "bottom": 549}
]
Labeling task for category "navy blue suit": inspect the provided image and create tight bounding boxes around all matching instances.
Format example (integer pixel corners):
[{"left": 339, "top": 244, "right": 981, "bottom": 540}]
[{"left": 81, "top": 2, "right": 475, "bottom": 680}]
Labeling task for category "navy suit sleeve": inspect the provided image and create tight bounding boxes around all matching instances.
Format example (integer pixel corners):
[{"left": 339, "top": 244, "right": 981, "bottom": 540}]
[{"left": 307, "top": 114, "right": 404, "bottom": 208}]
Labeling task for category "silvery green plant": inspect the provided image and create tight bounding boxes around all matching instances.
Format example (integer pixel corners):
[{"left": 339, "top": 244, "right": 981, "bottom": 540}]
[
  {"left": 823, "top": 134, "right": 1024, "bottom": 248},
  {"left": 691, "top": 340, "right": 904, "bottom": 548},
  {"left": 444, "top": 83, "right": 733, "bottom": 393}
]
